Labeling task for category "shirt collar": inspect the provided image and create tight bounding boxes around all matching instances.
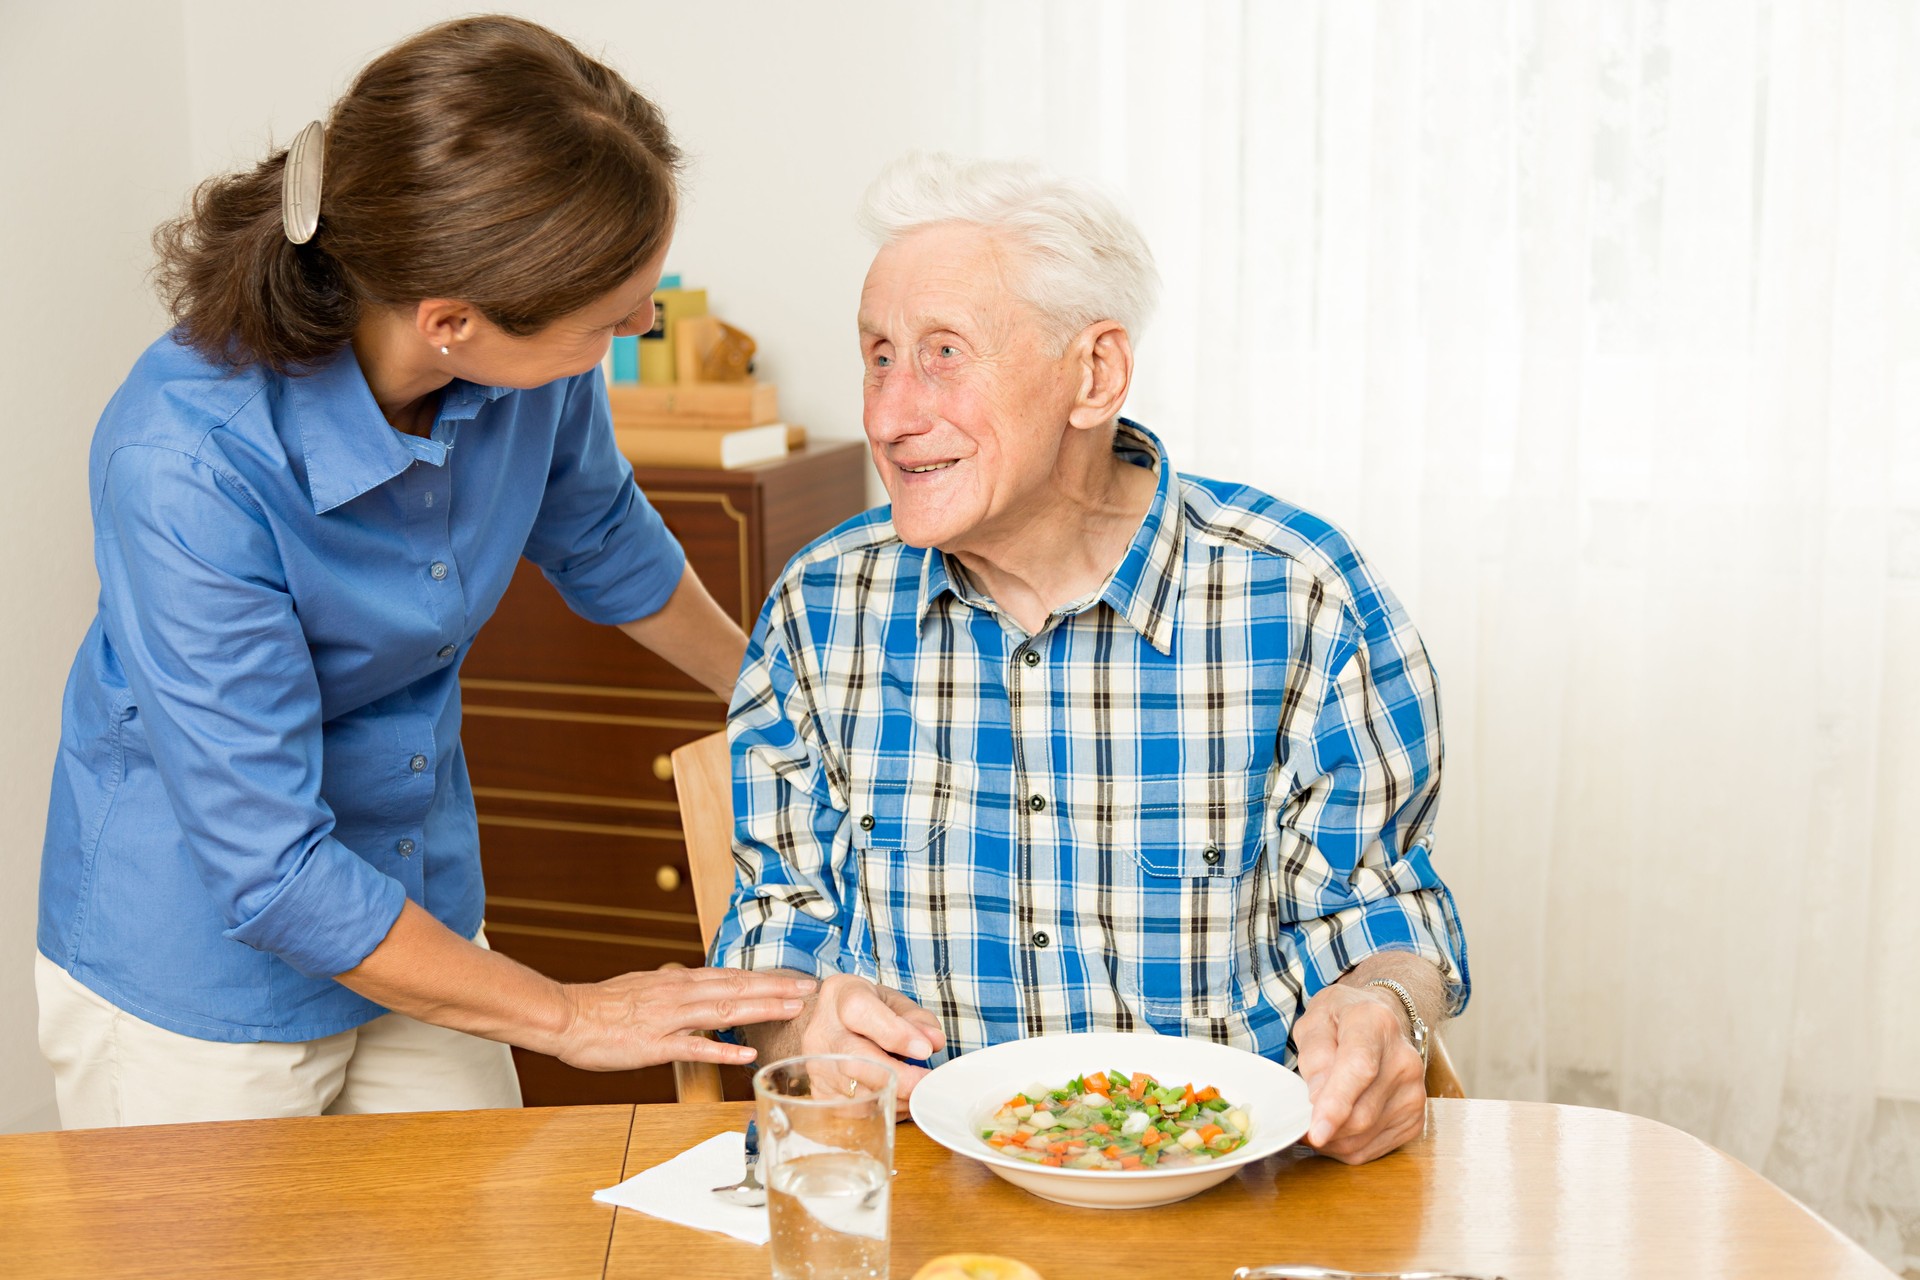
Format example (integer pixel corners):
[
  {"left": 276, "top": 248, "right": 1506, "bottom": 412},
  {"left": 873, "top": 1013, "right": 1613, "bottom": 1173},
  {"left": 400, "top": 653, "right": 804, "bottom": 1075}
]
[
  {"left": 286, "top": 345, "right": 514, "bottom": 515},
  {"left": 915, "top": 419, "right": 1185, "bottom": 655}
]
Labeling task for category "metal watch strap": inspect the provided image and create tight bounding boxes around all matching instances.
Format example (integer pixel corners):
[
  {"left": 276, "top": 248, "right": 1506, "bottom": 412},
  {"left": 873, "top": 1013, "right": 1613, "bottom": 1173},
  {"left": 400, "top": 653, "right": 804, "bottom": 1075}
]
[{"left": 1365, "top": 977, "right": 1430, "bottom": 1069}]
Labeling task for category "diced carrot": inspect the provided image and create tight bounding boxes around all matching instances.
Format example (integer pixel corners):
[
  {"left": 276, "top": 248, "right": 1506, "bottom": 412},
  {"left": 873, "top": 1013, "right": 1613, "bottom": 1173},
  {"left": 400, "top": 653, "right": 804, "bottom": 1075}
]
[
  {"left": 1041, "top": 1155, "right": 1064, "bottom": 1167},
  {"left": 1120, "top": 1155, "right": 1143, "bottom": 1169},
  {"left": 1090, "top": 1122, "right": 1110, "bottom": 1135},
  {"left": 1063, "top": 1127, "right": 1083, "bottom": 1137},
  {"left": 1127, "top": 1077, "right": 1148, "bottom": 1100},
  {"left": 1085, "top": 1071, "right": 1110, "bottom": 1094},
  {"left": 1047, "top": 1142, "right": 1068, "bottom": 1155},
  {"left": 1103, "top": 1145, "right": 1122, "bottom": 1159},
  {"left": 1198, "top": 1124, "right": 1225, "bottom": 1144},
  {"left": 987, "top": 1135, "right": 1008, "bottom": 1147},
  {"left": 1006, "top": 1095, "right": 1028, "bottom": 1109},
  {"left": 1194, "top": 1086, "right": 1219, "bottom": 1104},
  {"left": 1140, "top": 1127, "right": 1163, "bottom": 1147}
]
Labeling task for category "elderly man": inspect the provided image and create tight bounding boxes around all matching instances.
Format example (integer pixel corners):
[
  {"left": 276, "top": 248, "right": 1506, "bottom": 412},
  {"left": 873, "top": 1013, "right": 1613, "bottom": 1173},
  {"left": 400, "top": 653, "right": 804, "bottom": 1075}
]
[{"left": 710, "top": 154, "right": 1469, "bottom": 1163}]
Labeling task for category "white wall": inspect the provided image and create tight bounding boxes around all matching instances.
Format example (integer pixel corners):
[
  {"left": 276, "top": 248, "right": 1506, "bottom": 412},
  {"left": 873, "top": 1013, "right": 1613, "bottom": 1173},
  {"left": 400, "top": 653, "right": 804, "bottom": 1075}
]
[
  {"left": 0, "top": 0, "right": 979, "bottom": 1129},
  {"left": 0, "top": 0, "right": 193, "bottom": 1132}
]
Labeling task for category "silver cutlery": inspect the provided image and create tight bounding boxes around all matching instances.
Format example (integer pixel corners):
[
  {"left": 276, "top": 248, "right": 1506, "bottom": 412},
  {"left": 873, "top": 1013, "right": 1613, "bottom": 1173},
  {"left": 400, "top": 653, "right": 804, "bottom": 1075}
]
[
  {"left": 1233, "top": 1268, "right": 1507, "bottom": 1280},
  {"left": 709, "top": 1118, "right": 766, "bottom": 1207}
]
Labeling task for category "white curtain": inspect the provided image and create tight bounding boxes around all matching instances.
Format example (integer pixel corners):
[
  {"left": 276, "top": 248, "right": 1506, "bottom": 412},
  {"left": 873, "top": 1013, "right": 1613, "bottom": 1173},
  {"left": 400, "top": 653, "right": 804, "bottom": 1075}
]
[{"left": 964, "top": 0, "right": 1920, "bottom": 1267}]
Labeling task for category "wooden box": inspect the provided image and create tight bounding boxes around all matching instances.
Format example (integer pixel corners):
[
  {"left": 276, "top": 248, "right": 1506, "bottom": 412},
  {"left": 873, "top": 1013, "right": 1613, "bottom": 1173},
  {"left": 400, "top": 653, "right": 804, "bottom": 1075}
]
[{"left": 462, "top": 440, "right": 870, "bottom": 1105}]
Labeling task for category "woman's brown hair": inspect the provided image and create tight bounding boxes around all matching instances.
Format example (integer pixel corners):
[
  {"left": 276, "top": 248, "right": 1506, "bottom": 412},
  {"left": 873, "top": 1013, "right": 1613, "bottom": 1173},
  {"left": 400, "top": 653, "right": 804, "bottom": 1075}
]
[{"left": 154, "top": 15, "right": 681, "bottom": 373}]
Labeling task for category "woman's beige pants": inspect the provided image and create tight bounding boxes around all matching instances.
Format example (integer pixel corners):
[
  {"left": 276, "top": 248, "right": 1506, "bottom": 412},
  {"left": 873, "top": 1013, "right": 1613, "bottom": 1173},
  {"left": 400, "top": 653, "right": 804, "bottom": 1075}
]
[{"left": 35, "top": 931, "right": 522, "bottom": 1129}]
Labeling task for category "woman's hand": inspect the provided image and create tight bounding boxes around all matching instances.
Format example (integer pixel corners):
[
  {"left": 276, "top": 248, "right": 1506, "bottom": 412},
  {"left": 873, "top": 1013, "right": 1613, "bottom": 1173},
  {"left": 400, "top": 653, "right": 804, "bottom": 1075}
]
[
  {"left": 550, "top": 966, "right": 818, "bottom": 1072},
  {"left": 336, "top": 902, "right": 814, "bottom": 1068}
]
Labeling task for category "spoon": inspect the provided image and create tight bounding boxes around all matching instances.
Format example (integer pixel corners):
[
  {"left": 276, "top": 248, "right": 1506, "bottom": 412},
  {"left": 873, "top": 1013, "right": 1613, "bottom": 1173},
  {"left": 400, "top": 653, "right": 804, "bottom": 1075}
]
[{"left": 709, "top": 1119, "right": 766, "bottom": 1207}]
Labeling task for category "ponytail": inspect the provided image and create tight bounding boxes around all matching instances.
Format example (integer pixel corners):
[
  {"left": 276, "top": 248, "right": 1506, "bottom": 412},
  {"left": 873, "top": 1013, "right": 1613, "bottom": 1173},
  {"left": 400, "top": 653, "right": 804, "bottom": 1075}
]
[{"left": 153, "top": 148, "right": 358, "bottom": 373}]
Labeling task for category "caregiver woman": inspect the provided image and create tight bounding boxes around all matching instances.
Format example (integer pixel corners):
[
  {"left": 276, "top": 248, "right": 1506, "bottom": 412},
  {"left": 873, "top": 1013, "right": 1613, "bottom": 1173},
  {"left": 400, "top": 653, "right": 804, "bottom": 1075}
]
[{"left": 33, "top": 15, "right": 812, "bottom": 1128}]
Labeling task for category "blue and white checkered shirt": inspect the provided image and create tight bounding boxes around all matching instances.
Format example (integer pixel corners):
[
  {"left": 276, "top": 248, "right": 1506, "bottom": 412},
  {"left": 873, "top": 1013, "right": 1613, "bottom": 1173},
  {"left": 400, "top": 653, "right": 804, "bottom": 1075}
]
[{"left": 710, "top": 422, "right": 1469, "bottom": 1066}]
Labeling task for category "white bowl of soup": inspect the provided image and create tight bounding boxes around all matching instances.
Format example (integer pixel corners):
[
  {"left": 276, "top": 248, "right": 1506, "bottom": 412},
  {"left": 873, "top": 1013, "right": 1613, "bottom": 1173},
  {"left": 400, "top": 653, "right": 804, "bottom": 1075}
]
[{"left": 908, "top": 1031, "right": 1312, "bottom": 1210}]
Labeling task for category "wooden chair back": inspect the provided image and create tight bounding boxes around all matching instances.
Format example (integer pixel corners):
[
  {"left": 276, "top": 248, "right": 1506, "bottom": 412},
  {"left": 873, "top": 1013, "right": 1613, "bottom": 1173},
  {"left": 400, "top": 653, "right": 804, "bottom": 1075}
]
[
  {"left": 1426, "top": 1032, "right": 1466, "bottom": 1099},
  {"left": 667, "top": 727, "right": 1467, "bottom": 1101},
  {"left": 668, "top": 731, "right": 737, "bottom": 1103}
]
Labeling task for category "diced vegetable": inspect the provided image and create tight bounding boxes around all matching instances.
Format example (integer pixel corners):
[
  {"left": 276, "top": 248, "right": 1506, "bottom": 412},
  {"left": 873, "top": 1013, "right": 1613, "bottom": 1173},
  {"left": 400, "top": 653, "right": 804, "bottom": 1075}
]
[{"left": 979, "top": 1068, "right": 1251, "bottom": 1171}]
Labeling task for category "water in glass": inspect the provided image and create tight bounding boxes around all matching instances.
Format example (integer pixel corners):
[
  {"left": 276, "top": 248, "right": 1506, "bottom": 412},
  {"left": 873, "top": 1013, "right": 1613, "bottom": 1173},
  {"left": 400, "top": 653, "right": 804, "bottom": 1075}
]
[{"left": 766, "top": 1149, "right": 890, "bottom": 1279}]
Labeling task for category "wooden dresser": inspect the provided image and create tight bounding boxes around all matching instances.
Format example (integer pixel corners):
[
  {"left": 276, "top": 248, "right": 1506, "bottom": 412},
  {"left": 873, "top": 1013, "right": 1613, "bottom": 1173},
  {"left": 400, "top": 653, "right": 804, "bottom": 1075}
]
[{"left": 460, "top": 440, "right": 869, "bottom": 1105}]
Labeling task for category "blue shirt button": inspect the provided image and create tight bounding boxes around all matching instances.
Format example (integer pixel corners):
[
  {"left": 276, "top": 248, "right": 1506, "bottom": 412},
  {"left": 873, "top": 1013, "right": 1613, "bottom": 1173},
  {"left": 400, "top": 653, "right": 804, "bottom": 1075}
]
[
  {"left": 429, "top": 562, "right": 449, "bottom": 581},
  {"left": 396, "top": 839, "right": 415, "bottom": 857},
  {"left": 437, "top": 644, "right": 456, "bottom": 660},
  {"left": 409, "top": 753, "right": 428, "bottom": 773}
]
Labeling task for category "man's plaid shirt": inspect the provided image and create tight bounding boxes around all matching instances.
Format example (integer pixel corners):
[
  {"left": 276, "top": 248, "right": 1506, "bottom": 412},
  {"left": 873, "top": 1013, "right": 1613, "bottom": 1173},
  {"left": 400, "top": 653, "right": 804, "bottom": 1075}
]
[{"left": 710, "top": 422, "right": 1470, "bottom": 1066}]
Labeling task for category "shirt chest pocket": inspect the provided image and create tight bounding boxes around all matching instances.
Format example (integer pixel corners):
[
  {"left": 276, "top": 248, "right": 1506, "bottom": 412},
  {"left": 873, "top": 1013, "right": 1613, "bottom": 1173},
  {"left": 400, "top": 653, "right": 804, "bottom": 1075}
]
[
  {"left": 847, "top": 781, "right": 957, "bottom": 986},
  {"left": 1119, "top": 804, "right": 1266, "bottom": 1025}
]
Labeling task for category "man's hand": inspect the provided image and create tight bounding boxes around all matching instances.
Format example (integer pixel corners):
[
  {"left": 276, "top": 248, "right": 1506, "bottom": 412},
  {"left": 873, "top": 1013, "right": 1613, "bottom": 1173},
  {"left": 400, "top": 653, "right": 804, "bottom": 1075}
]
[
  {"left": 549, "top": 966, "right": 817, "bottom": 1072},
  {"left": 1293, "top": 983, "right": 1427, "bottom": 1164},
  {"left": 749, "top": 972, "right": 947, "bottom": 1111}
]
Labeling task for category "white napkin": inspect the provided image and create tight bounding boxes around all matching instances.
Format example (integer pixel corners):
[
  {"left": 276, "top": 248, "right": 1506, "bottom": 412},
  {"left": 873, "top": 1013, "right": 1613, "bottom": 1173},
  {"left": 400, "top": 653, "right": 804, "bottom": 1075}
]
[{"left": 593, "top": 1130, "right": 770, "bottom": 1246}]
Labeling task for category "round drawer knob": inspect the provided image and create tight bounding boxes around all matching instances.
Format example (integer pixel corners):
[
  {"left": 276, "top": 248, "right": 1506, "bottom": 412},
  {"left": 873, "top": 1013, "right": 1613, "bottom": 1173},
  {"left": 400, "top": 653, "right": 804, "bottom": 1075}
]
[
  {"left": 652, "top": 754, "right": 675, "bottom": 782},
  {"left": 655, "top": 864, "right": 683, "bottom": 893}
]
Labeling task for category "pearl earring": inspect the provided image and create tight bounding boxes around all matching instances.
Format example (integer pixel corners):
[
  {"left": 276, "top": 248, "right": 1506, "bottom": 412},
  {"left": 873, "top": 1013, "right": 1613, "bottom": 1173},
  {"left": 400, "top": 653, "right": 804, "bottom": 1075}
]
[{"left": 440, "top": 345, "right": 450, "bottom": 356}]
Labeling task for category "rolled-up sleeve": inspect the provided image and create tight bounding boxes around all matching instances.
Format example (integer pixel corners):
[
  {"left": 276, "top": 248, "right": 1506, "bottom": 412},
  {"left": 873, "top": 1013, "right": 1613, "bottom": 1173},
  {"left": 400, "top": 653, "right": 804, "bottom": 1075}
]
[
  {"left": 1272, "top": 601, "right": 1472, "bottom": 1016},
  {"left": 707, "top": 586, "right": 855, "bottom": 977},
  {"left": 97, "top": 444, "right": 405, "bottom": 979},
  {"left": 521, "top": 371, "right": 686, "bottom": 625}
]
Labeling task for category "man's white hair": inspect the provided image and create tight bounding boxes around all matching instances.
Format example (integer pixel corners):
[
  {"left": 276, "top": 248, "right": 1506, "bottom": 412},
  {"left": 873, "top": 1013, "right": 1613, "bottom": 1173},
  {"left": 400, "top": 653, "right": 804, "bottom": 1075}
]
[{"left": 857, "top": 152, "right": 1161, "bottom": 348}]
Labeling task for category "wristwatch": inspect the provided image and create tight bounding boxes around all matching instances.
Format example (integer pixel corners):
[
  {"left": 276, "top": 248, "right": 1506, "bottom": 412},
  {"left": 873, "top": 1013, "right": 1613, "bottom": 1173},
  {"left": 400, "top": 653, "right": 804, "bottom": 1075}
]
[{"left": 1365, "top": 978, "right": 1430, "bottom": 1070}]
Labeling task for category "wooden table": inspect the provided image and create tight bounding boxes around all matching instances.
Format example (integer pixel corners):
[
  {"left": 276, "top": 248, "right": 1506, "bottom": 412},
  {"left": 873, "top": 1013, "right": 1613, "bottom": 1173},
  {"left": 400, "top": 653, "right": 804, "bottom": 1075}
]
[{"left": 0, "top": 1100, "right": 1891, "bottom": 1279}]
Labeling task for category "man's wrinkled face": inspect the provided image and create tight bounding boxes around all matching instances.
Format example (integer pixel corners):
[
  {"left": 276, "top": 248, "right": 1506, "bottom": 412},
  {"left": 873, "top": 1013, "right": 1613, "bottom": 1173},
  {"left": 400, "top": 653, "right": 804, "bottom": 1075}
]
[{"left": 857, "top": 223, "right": 1077, "bottom": 552}]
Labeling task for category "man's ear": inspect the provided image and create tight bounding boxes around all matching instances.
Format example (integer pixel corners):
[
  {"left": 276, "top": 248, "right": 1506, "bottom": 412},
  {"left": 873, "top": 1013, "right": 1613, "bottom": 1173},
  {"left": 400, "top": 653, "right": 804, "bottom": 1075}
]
[
  {"left": 1066, "top": 321, "right": 1134, "bottom": 431},
  {"left": 415, "top": 299, "right": 478, "bottom": 352}
]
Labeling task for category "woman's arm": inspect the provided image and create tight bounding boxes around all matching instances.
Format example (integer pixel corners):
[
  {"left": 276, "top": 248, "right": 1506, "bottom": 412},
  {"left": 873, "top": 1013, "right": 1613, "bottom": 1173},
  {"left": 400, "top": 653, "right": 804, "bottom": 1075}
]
[
  {"left": 618, "top": 563, "right": 749, "bottom": 698},
  {"left": 336, "top": 900, "right": 814, "bottom": 1070}
]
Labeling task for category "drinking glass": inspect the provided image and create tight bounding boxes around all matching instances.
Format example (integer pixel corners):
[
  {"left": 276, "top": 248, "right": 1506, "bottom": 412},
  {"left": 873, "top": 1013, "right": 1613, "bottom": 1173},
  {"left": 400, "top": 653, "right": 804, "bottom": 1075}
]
[{"left": 753, "top": 1054, "right": 897, "bottom": 1280}]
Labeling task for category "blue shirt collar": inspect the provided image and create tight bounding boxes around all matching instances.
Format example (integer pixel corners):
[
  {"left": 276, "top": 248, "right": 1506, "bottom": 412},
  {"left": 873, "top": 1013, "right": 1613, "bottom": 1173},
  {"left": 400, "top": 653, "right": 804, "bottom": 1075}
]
[
  {"left": 917, "top": 420, "right": 1184, "bottom": 655},
  {"left": 285, "top": 345, "right": 513, "bottom": 514}
]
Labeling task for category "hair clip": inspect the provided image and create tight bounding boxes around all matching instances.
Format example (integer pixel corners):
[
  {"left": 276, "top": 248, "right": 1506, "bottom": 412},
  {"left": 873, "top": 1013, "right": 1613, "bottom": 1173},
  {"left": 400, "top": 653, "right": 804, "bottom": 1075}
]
[{"left": 281, "top": 120, "right": 326, "bottom": 245}]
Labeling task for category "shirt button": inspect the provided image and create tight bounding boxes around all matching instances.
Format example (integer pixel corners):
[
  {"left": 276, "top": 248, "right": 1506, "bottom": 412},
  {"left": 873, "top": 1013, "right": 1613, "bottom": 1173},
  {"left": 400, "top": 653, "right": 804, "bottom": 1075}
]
[
  {"left": 1028, "top": 794, "right": 1046, "bottom": 813},
  {"left": 437, "top": 644, "right": 456, "bottom": 660},
  {"left": 397, "top": 839, "right": 415, "bottom": 857},
  {"left": 409, "top": 753, "right": 428, "bottom": 773},
  {"left": 1021, "top": 649, "right": 1040, "bottom": 668},
  {"left": 858, "top": 814, "right": 875, "bottom": 831},
  {"left": 429, "top": 561, "right": 449, "bottom": 580},
  {"left": 1031, "top": 931, "right": 1050, "bottom": 948},
  {"left": 1203, "top": 845, "right": 1222, "bottom": 866}
]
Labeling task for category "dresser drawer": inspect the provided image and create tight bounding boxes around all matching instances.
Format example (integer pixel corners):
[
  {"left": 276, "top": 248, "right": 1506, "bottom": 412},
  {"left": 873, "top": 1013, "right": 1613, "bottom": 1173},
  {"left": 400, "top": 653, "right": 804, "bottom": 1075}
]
[
  {"left": 463, "top": 702, "right": 717, "bottom": 803},
  {"left": 479, "top": 808, "right": 702, "bottom": 924}
]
